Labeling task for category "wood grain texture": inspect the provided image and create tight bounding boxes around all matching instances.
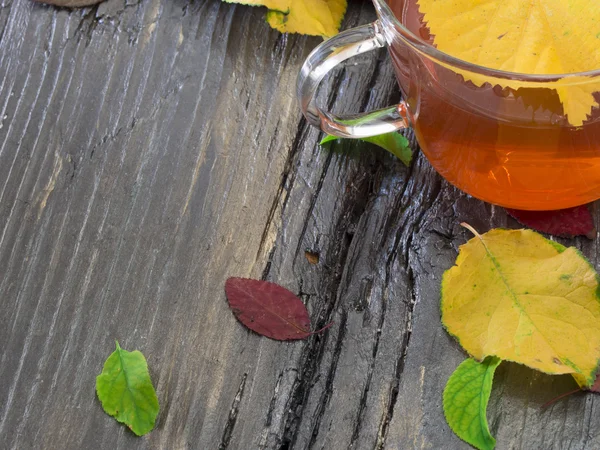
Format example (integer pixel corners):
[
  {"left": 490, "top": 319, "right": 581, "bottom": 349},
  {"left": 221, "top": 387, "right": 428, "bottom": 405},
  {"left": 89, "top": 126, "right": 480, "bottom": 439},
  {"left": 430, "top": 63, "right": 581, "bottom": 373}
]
[
  {"left": 1, "top": 0, "right": 599, "bottom": 449},
  {"left": 33, "top": 0, "right": 106, "bottom": 8}
]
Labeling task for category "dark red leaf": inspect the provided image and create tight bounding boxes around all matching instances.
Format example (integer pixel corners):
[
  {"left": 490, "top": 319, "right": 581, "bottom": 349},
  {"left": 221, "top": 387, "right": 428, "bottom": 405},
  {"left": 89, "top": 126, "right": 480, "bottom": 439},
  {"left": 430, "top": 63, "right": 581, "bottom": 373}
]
[
  {"left": 506, "top": 205, "right": 596, "bottom": 239},
  {"left": 224, "top": 277, "right": 313, "bottom": 340},
  {"left": 588, "top": 372, "right": 600, "bottom": 392}
]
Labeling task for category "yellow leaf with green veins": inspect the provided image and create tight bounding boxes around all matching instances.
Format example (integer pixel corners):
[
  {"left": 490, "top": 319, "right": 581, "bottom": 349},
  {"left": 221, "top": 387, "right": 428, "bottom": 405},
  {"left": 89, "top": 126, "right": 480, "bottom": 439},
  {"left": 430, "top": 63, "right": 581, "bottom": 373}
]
[
  {"left": 417, "top": 0, "right": 600, "bottom": 125},
  {"left": 223, "top": 0, "right": 346, "bottom": 37},
  {"left": 442, "top": 225, "right": 600, "bottom": 386}
]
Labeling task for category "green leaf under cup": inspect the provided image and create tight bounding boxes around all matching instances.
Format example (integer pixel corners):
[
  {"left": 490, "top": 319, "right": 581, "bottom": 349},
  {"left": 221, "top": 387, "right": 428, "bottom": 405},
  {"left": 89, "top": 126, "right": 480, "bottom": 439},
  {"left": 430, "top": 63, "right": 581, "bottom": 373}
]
[{"left": 320, "top": 132, "right": 413, "bottom": 166}]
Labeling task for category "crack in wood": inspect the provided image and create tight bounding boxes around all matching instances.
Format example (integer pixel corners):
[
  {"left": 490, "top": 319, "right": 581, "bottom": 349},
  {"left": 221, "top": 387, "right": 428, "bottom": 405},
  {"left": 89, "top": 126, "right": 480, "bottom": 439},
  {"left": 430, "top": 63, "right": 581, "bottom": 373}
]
[
  {"left": 350, "top": 355, "right": 375, "bottom": 447},
  {"left": 67, "top": 6, "right": 102, "bottom": 47},
  {"left": 292, "top": 151, "right": 334, "bottom": 262},
  {"left": 376, "top": 264, "right": 416, "bottom": 450},
  {"left": 310, "top": 315, "right": 349, "bottom": 450},
  {"left": 256, "top": 118, "right": 307, "bottom": 268},
  {"left": 278, "top": 157, "right": 386, "bottom": 449},
  {"left": 373, "top": 164, "right": 437, "bottom": 448},
  {"left": 261, "top": 371, "right": 284, "bottom": 436},
  {"left": 218, "top": 372, "right": 248, "bottom": 450}
]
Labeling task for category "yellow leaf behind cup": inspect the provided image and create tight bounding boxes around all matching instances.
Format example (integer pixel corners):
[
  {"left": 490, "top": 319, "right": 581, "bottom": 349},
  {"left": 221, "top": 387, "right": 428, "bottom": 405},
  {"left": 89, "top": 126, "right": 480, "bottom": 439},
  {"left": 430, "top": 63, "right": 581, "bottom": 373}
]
[
  {"left": 224, "top": 0, "right": 347, "bottom": 37},
  {"left": 266, "top": 0, "right": 346, "bottom": 37},
  {"left": 442, "top": 228, "right": 600, "bottom": 386}
]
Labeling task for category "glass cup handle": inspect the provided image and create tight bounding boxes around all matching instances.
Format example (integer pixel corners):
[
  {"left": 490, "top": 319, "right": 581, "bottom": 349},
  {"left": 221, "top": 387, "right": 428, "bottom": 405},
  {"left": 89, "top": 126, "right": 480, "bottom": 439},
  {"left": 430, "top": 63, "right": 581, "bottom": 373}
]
[{"left": 297, "top": 20, "right": 409, "bottom": 138}]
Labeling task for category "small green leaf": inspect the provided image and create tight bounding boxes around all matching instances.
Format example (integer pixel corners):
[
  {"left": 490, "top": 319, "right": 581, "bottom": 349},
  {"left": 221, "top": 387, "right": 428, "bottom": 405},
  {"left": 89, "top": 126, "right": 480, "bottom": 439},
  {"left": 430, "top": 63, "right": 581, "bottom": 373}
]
[
  {"left": 320, "top": 132, "right": 412, "bottom": 166},
  {"left": 443, "top": 356, "right": 501, "bottom": 450},
  {"left": 96, "top": 341, "right": 159, "bottom": 436}
]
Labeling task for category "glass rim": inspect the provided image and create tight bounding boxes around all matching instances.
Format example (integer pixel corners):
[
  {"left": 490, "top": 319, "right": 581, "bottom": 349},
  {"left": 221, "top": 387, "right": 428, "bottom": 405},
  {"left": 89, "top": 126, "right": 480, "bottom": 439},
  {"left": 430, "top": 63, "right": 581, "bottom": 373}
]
[{"left": 374, "top": 0, "right": 600, "bottom": 82}]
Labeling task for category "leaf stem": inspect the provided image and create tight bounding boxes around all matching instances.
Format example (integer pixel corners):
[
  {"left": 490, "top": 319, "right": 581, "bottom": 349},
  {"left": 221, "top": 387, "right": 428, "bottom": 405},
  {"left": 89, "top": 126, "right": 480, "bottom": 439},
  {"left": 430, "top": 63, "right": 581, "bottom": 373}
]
[
  {"left": 460, "top": 222, "right": 482, "bottom": 239},
  {"left": 541, "top": 388, "right": 582, "bottom": 409},
  {"left": 310, "top": 321, "right": 334, "bottom": 335}
]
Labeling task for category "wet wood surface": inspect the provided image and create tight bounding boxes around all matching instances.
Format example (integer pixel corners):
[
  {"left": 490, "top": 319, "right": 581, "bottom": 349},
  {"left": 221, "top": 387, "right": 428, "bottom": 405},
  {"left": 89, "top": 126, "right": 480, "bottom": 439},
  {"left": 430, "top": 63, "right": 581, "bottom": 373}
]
[{"left": 1, "top": 0, "right": 599, "bottom": 448}]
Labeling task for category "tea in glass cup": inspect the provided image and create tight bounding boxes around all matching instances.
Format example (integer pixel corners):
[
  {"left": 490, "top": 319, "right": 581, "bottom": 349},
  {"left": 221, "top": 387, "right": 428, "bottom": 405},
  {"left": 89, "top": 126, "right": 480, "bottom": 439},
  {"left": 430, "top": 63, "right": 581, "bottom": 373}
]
[{"left": 297, "top": 0, "right": 600, "bottom": 210}]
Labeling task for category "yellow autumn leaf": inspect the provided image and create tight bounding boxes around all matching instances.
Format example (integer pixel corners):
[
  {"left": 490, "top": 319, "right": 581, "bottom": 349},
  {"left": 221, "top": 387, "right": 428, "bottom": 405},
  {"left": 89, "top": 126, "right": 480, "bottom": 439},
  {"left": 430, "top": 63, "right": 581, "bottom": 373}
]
[
  {"left": 442, "top": 225, "right": 600, "bottom": 386},
  {"left": 417, "top": 0, "right": 600, "bottom": 126},
  {"left": 224, "top": 0, "right": 347, "bottom": 37}
]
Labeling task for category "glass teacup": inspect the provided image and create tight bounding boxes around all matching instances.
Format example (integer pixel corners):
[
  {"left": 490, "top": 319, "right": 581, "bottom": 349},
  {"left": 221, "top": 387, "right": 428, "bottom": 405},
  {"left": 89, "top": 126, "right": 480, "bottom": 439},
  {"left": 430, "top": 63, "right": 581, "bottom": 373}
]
[{"left": 297, "top": 0, "right": 600, "bottom": 210}]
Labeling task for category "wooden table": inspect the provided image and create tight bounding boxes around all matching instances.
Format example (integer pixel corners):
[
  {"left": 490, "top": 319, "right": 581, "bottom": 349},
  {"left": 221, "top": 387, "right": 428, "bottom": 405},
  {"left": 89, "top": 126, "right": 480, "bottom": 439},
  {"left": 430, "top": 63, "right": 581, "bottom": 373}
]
[{"left": 1, "top": 0, "right": 599, "bottom": 448}]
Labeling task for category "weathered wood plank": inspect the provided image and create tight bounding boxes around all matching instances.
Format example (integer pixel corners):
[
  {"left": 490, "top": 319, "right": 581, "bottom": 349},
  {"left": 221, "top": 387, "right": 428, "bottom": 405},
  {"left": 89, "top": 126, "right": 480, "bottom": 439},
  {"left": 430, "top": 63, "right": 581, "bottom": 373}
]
[{"left": 1, "top": 0, "right": 599, "bottom": 449}]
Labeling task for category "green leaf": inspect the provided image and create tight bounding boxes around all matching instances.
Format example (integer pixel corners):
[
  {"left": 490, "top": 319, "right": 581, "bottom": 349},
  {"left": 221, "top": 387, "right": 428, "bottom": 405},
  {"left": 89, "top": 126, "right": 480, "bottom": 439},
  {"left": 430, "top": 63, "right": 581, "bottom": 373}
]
[
  {"left": 96, "top": 341, "right": 159, "bottom": 436},
  {"left": 443, "top": 357, "right": 501, "bottom": 450},
  {"left": 320, "top": 132, "right": 412, "bottom": 166}
]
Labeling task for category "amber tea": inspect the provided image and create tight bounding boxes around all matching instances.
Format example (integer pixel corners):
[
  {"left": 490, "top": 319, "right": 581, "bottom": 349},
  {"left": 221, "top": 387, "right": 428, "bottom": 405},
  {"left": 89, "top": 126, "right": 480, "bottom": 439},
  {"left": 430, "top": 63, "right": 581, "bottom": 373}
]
[
  {"left": 385, "top": 0, "right": 600, "bottom": 210},
  {"left": 297, "top": 0, "right": 600, "bottom": 210}
]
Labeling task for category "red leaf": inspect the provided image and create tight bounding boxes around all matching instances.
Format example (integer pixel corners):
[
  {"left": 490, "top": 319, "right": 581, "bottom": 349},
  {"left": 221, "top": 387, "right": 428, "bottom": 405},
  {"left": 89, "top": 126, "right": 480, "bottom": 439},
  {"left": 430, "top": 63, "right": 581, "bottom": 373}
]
[
  {"left": 224, "top": 277, "right": 314, "bottom": 340},
  {"left": 505, "top": 205, "right": 596, "bottom": 239},
  {"left": 588, "top": 373, "right": 600, "bottom": 392}
]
